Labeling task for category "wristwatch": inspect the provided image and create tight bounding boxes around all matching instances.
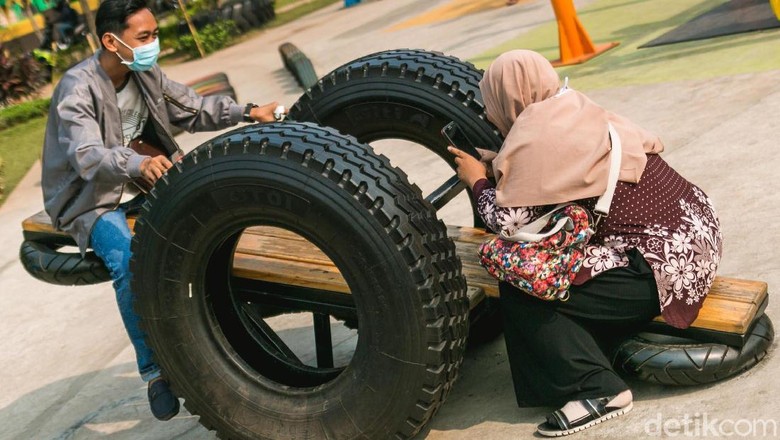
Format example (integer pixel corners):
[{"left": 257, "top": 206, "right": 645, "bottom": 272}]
[{"left": 243, "top": 103, "right": 259, "bottom": 122}]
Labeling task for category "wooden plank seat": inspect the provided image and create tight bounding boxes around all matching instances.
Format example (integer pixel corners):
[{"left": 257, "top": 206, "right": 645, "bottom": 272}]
[
  {"left": 23, "top": 210, "right": 138, "bottom": 243},
  {"left": 22, "top": 211, "right": 768, "bottom": 346}
]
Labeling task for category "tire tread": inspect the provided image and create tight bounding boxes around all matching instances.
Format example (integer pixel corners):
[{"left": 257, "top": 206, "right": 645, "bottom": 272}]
[{"left": 132, "top": 121, "right": 468, "bottom": 439}]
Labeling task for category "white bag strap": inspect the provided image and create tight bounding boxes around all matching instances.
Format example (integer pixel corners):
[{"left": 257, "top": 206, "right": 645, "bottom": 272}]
[
  {"left": 500, "top": 203, "right": 571, "bottom": 241},
  {"left": 499, "top": 123, "right": 622, "bottom": 242},
  {"left": 593, "top": 123, "right": 622, "bottom": 225},
  {"left": 500, "top": 203, "right": 572, "bottom": 242}
]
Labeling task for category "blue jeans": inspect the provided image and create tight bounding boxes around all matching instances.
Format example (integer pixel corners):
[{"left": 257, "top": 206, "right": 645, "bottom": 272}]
[{"left": 90, "top": 201, "right": 160, "bottom": 382}]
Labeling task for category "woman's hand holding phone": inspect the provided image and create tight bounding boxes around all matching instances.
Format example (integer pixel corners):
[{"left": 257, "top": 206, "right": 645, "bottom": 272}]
[
  {"left": 448, "top": 146, "right": 487, "bottom": 188},
  {"left": 442, "top": 121, "right": 488, "bottom": 188}
]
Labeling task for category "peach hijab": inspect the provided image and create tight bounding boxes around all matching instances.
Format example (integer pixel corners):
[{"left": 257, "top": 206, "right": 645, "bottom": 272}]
[{"left": 478, "top": 50, "right": 664, "bottom": 207}]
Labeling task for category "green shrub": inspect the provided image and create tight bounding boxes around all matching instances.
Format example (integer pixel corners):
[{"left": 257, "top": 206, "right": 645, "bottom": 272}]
[
  {"left": 159, "top": 22, "right": 179, "bottom": 47},
  {"left": 34, "top": 41, "right": 94, "bottom": 81},
  {"left": 52, "top": 43, "right": 92, "bottom": 74},
  {"left": 0, "top": 98, "right": 50, "bottom": 130},
  {"left": 175, "top": 20, "right": 239, "bottom": 59}
]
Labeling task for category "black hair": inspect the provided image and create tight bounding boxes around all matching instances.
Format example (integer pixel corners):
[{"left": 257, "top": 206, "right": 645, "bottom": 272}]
[{"left": 95, "top": 0, "right": 150, "bottom": 48}]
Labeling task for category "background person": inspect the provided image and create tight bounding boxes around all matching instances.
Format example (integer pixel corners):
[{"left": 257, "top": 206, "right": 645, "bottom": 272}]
[
  {"left": 449, "top": 49, "right": 722, "bottom": 437},
  {"left": 52, "top": 0, "right": 79, "bottom": 48},
  {"left": 41, "top": 0, "right": 280, "bottom": 421},
  {"left": 41, "top": 0, "right": 79, "bottom": 50}
]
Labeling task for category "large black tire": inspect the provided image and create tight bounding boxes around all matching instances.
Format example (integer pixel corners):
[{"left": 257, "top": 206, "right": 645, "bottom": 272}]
[
  {"left": 288, "top": 48, "right": 503, "bottom": 227},
  {"left": 226, "top": 2, "right": 253, "bottom": 32},
  {"left": 19, "top": 239, "right": 110, "bottom": 285},
  {"left": 238, "top": 0, "right": 263, "bottom": 28},
  {"left": 613, "top": 314, "right": 774, "bottom": 385},
  {"left": 242, "top": 0, "right": 264, "bottom": 27},
  {"left": 131, "top": 122, "right": 470, "bottom": 439},
  {"left": 258, "top": 0, "right": 275, "bottom": 21}
]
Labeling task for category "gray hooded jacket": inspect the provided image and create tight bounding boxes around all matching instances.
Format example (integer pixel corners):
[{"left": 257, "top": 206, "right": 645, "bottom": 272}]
[{"left": 42, "top": 52, "right": 245, "bottom": 254}]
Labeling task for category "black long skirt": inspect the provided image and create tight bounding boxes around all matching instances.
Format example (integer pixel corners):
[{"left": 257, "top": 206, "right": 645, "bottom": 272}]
[{"left": 499, "top": 248, "right": 661, "bottom": 408}]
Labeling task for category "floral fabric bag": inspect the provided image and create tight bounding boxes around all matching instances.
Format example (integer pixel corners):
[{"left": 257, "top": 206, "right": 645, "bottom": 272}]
[
  {"left": 477, "top": 123, "right": 622, "bottom": 301},
  {"left": 478, "top": 204, "right": 594, "bottom": 300}
]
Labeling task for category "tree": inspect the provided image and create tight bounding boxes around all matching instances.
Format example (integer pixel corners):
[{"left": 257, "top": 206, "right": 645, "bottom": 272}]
[
  {"left": 21, "top": 0, "right": 44, "bottom": 44},
  {"left": 77, "top": 0, "right": 96, "bottom": 48}
]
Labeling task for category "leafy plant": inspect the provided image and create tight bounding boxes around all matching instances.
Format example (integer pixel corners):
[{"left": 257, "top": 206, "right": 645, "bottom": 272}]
[
  {"left": 175, "top": 20, "right": 239, "bottom": 59},
  {"left": 0, "top": 46, "right": 48, "bottom": 105},
  {"left": 53, "top": 43, "right": 92, "bottom": 73},
  {"left": 159, "top": 22, "right": 179, "bottom": 46},
  {"left": 34, "top": 41, "right": 93, "bottom": 79}
]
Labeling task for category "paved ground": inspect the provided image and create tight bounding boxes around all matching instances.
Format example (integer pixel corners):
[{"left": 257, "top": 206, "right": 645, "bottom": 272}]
[{"left": 2, "top": 0, "right": 780, "bottom": 438}]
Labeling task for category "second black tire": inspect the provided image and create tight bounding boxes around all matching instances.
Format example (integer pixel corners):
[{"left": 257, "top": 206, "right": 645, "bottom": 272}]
[
  {"left": 131, "top": 122, "right": 470, "bottom": 439},
  {"left": 288, "top": 48, "right": 504, "bottom": 226}
]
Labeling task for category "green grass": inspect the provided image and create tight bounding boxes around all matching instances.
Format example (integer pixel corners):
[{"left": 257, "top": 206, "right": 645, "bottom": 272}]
[
  {"left": 471, "top": 0, "right": 780, "bottom": 91},
  {"left": 0, "top": 117, "right": 46, "bottom": 207},
  {"left": 274, "top": 0, "right": 302, "bottom": 8},
  {"left": 0, "top": 156, "right": 4, "bottom": 202}
]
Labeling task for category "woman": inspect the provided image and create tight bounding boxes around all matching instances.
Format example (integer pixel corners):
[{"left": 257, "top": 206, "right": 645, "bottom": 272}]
[{"left": 448, "top": 50, "right": 722, "bottom": 436}]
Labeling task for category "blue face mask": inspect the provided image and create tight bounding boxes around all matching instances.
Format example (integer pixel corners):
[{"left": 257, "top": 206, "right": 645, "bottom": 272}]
[{"left": 112, "top": 34, "right": 159, "bottom": 72}]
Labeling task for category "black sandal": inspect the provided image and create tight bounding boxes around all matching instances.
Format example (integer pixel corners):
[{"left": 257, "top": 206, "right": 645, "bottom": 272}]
[{"left": 536, "top": 396, "right": 633, "bottom": 437}]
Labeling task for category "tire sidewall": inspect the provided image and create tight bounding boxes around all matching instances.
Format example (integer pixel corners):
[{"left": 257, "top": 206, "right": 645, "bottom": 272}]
[{"left": 133, "top": 128, "right": 451, "bottom": 438}]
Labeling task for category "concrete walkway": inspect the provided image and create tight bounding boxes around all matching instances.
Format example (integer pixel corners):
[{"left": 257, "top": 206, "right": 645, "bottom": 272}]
[{"left": 1, "top": 0, "right": 779, "bottom": 438}]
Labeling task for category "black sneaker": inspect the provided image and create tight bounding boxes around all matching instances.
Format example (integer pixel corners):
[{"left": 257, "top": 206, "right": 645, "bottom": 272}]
[{"left": 147, "top": 378, "right": 180, "bottom": 421}]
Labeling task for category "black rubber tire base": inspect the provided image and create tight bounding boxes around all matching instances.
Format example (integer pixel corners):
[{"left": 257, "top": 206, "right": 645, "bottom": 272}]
[{"left": 613, "top": 314, "right": 774, "bottom": 385}]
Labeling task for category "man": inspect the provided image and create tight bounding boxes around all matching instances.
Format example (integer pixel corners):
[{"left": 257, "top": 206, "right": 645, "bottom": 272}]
[{"left": 41, "top": 0, "right": 280, "bottom": 421}]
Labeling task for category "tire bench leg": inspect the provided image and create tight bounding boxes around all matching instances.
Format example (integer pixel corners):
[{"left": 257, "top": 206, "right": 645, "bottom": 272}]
[{"left": 313, "top": 312, "right": 334, "bottom": 368}]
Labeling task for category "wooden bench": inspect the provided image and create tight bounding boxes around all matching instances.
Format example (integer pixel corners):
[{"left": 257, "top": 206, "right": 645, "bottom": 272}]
[{"left": 22, "top": 211, "right": 768, "bottom": 346}]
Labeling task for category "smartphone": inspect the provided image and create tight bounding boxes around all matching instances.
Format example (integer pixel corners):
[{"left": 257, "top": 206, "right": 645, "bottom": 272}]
[{"left": 441, "top": 121, "right": 477, "bottom": 152}]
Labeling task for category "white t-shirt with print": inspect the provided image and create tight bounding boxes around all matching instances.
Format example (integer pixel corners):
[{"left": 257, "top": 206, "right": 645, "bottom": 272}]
[{"left": 117, "top": 78, "right": 149, "bottom": 203}]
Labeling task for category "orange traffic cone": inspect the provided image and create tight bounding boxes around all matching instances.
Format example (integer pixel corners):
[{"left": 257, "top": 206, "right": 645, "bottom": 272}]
[{"left": 550, "top": 0, "right": 618, "bottom": 66}]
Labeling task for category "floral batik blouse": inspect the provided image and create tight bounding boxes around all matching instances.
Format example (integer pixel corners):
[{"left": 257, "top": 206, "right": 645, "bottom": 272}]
[{"left": 473, "top": 154, "right": 723, "bottom": 329}]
